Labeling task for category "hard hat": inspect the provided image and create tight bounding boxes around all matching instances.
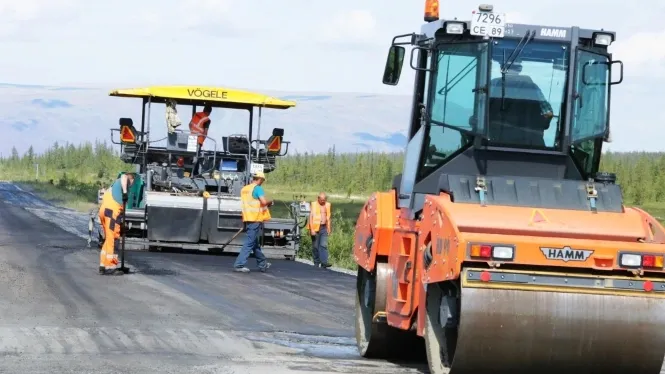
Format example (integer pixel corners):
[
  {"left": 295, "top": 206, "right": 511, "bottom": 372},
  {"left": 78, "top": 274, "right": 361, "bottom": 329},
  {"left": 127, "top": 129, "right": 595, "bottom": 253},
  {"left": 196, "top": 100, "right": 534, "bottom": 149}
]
[{"left": 253, "top": 171, "right": 266, "bottom": 180}]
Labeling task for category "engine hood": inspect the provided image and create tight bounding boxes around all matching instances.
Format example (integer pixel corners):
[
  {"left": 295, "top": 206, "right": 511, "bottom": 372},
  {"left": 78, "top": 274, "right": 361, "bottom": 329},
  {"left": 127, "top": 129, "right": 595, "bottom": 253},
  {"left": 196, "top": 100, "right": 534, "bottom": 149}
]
[{"left": 442, "top": 202, "right": 647, "bottom": 242}]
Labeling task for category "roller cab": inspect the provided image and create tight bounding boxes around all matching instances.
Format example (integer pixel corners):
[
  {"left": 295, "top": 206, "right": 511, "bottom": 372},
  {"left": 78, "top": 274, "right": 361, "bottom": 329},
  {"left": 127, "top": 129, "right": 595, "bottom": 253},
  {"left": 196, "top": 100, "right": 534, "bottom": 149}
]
[{"left": 353, "top": 3, "right": 665, "bottom": 373}]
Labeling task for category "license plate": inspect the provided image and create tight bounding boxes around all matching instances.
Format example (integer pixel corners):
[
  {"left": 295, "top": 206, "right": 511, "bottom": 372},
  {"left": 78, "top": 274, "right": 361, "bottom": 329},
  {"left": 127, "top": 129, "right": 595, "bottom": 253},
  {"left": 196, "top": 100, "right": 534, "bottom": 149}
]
[{"left": 470, "top": 10, "right": 505, "bottom": 38}]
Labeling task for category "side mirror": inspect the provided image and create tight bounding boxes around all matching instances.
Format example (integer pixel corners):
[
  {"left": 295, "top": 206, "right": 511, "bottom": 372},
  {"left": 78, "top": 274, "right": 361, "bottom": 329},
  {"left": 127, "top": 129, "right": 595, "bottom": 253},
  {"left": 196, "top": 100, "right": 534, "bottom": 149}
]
[
  {"left": 382, "top": 46, "right": 406, "bottom": 85},
  {"left": 610, "top": 60, "right": 623, "bottom": 85},
  {"left": 582, "top": 60, "right": 623, "bottom": 85}
]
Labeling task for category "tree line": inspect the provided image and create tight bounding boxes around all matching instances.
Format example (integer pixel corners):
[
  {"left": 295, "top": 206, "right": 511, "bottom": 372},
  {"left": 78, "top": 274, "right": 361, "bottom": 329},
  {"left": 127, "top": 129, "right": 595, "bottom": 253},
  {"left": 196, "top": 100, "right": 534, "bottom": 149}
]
[{"left": 1, "top": 142, "right": 664, "bottom": 205}]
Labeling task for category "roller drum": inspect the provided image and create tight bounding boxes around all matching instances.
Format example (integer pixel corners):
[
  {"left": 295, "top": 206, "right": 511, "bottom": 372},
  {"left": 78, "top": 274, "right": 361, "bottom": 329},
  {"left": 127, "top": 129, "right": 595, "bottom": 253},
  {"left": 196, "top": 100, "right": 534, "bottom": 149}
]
[{"left": 447, "top": 269, "right": 665, "bottom": 374}]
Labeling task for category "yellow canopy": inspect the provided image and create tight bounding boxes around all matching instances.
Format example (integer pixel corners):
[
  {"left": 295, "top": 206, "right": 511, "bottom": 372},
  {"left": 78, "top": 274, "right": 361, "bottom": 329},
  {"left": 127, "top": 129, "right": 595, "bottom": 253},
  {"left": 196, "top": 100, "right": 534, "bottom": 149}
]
[{"left": 109, "top": 85, "right": 296, "bottom": 109}]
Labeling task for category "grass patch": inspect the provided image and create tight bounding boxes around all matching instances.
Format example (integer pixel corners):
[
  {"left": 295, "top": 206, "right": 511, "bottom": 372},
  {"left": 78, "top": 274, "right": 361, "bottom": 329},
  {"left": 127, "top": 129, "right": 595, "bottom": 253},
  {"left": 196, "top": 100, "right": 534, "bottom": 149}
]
[
  {"left": 269, "top": 196, "right": 364, "bottom": 270},
  {"left": 269, "top": 198, "right": 364, "bottom": 221}
]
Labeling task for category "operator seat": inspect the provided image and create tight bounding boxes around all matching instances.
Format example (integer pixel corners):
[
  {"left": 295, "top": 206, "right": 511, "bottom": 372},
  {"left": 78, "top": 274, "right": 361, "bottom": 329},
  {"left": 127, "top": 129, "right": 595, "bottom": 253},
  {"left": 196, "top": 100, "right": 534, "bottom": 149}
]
[
  {"left": 265, "top": 128, "right": 284, "bottom": 155},
  {"left": 487, "top": 70, "right": 552, "bottom": 147},
  {"left": 488, "top": 97, "right": 549, "bottom": 147}
]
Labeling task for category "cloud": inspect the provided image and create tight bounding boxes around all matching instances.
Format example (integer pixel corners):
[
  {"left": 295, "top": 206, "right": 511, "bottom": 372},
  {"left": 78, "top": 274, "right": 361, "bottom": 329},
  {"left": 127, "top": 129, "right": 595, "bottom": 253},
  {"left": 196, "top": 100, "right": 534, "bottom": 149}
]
[
  {"left": 9, "top": 119, "right": 38, "bottom": 132},
  {"left": 279, "top": 95, "right": 332, "bottom": 101},
  {"left": 611, "top": 29, "right": 665, "bottom": 78},
  {"left": 0, "top": 0, "right": 77, "bottom": 40},
  {"left": 31, "top": 99, "right": 72, "bottom": 108},
  {"left": 0, "top": 82, "right": 49, "bottom": 89},
  {"left": 127, "top": 0, "right": 249, "bottom": 39},
  {"left": 321, "top": 10, "right": 378, "bottom": 44},
  {"left": 504, "top": 12, "right": 531, "bottom": 24},
  {"left": 0, "top": 0, "right": 75, "bottom": 21}
]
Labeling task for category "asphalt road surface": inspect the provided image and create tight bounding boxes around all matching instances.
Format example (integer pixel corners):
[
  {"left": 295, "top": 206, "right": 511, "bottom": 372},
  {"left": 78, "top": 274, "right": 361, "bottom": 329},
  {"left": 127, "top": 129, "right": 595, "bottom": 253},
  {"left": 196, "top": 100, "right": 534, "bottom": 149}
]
[{"left": 0, "top": 182, "right": 427, "bottom": 374}]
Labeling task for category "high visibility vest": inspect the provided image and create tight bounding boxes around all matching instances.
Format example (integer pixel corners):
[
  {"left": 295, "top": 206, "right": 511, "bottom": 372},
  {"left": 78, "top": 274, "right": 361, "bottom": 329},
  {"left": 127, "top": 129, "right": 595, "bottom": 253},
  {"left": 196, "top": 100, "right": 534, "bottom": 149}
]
[
  {"left": 240, "top": 183, "right": 271, "bottom": 222},
  {"left": 309, "top": 201, "right": 331, "bottom": 233},
  {"left": 189, "top": 112, "right": 210, "bottom": 145}
]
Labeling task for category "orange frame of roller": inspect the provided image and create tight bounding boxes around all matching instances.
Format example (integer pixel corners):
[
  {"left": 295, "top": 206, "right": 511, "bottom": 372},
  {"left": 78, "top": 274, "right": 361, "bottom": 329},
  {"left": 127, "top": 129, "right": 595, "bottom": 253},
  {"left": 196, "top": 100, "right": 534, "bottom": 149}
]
[{"left": 354, "top": 191, "right": 665, "bottom": 331}]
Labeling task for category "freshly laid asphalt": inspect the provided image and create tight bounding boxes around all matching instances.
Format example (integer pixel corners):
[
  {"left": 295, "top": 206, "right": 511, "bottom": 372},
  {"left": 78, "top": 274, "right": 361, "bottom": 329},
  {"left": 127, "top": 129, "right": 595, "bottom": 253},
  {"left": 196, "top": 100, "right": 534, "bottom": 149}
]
[{"left": 0, "top": 182, "right": 427, "bottom": 373}]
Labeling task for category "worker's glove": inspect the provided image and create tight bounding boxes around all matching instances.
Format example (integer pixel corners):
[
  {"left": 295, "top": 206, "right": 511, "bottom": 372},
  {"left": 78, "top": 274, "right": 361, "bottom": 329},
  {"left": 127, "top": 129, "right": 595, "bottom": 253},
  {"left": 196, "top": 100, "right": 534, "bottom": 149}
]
[{"left": 122, "top": 193, "right": 128, "bottom": 203}]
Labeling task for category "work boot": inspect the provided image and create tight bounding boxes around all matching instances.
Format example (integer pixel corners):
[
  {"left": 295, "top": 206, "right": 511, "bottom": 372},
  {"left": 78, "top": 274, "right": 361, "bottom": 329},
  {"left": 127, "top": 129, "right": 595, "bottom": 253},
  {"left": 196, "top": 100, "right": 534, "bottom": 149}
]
[
  {"left": 234, "top": 267, "right": 250, "bottom": 273},
  {"left": 321, "top": 263, "right": 332, "bottom": 269},
  {"left": 98, "top": 266, "right": 105, "bottom": 275}
]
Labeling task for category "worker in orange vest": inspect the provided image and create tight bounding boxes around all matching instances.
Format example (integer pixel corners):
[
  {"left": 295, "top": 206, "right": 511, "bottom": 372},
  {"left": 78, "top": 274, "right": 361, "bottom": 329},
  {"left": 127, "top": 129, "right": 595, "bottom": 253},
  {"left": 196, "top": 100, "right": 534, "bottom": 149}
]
[
  {"left": 309, "top": 192, "right": 332, "bottom": 268},
  {"left": 233, "top": 171, "right": 274, "bottom": 273},
  {"left": 189, "top": 104, "right": 212, "bottom": 147},
  {"left": 189, "top": 104, "right": 212, "bottom": 174},
  {"left": 98, "top": 172, "right": 136, "bottom": 275}
]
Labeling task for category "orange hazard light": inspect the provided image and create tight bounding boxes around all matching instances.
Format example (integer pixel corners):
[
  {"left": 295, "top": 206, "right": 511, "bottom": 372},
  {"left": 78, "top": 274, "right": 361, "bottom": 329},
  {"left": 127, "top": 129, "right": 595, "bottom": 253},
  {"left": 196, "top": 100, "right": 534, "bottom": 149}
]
[
  {"left": 424, "top": 0, "right": 439, "bottom": 22},
  {"left": 643, "top": 254, "right": 664, "bottom": 268},
  {"left": 267, "top": 137, "right": 281, "bottom": 153},
  {"left": 471, "top": 244, "right": 492, "bottom": 258},
  {"left": 470, "top": 243, "right": 515, "bottom": 261},
  {"left": 120, "top": 125, "right": 136, "bottom": 143}
]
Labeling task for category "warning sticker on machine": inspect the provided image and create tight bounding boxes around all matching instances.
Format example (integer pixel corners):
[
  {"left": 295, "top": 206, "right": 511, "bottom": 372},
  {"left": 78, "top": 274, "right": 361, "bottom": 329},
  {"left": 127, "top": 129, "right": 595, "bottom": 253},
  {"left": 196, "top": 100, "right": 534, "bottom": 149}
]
[
  {"left": 187, "top": 135, "right": 198, "bottom": 152},
  {"left": 540, "top": 247, "right": 594, "bottom": 262},
  {"left": 250, "top": 163, "right": 264, "bottom": 174}
]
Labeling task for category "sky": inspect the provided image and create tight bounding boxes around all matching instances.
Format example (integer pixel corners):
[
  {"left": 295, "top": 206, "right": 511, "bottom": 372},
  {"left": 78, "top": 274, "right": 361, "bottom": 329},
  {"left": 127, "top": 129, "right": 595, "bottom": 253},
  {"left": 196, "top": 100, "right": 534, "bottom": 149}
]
[{"left": 0, "top": 0, "right": 664, "bottom": 154}]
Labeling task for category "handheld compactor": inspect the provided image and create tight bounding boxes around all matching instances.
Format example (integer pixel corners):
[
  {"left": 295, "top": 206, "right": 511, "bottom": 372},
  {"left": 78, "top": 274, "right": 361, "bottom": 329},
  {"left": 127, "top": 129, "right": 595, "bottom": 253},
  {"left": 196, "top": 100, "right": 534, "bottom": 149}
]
[{"left": 353, "top": 2, "right": 665, "bottom": 373}]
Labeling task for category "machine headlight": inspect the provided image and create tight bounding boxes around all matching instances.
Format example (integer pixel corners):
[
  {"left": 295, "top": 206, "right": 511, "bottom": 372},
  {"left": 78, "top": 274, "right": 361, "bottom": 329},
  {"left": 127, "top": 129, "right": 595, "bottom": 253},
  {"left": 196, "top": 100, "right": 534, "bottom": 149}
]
[
  {"left": 620, "top": 254, "right": 641, "bottom": 267},
  {"left": 594, "top": 33, "right": 613, "bottom": 46},
  {"left": 492, "top": 246, "right": 514, "bottom": 259},
  {"left": 446, "top": 22, "right": 464, "bottom": 34}
]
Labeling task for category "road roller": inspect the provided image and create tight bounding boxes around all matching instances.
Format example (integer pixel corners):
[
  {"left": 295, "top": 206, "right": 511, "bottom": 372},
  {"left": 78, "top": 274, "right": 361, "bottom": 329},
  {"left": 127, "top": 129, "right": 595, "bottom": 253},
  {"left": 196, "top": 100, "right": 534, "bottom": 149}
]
[{"left": 353, "top": 2, "right": 665, "bottom": 373}]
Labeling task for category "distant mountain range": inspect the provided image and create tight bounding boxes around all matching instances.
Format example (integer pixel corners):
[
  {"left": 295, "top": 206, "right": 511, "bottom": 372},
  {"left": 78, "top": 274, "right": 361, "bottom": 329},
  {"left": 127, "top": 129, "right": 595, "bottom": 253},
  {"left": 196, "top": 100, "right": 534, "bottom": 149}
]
[
  {"left": 0, "top": 83, "right": 412, "bottom": 158},
  {"left": 0, "top": 76, "right": 660, "bottom": 158}
]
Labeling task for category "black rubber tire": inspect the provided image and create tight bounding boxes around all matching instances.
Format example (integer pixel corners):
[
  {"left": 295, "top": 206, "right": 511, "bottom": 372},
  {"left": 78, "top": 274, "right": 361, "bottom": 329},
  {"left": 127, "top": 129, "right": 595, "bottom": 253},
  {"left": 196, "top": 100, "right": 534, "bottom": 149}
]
[
  {"left": 425, "top": 283, "right": 457, "bottom": 374},
  {"left": 354, "top": 263, "right": 425, "bottom": 361}
]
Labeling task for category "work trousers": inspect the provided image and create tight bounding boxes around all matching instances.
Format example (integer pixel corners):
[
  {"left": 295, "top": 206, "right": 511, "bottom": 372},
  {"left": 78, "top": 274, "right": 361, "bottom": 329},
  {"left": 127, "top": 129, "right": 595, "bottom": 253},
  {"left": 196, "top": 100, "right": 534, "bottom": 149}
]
[
  {"left": 98, "top": 191, "right": 123, "bottom": 270},
  {"left": 192, "top": 142, "right": 203, "bottom": 175},
  {"left": 234, "top": 222, "right": 268, "bottom": 269},
  {"left": 311, "top": 224, "right": 329, "bottom": 266}
]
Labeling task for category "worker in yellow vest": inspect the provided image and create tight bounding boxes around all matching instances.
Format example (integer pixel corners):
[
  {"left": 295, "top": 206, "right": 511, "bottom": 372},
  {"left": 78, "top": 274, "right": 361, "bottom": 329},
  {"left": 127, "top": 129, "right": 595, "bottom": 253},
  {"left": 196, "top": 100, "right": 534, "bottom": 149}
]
[
  {"left": 309, "top": 192, "right": 332, "bottom": 268},
  {"left": 233, "top": 171, "right": 273, "bottom": 273}
]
